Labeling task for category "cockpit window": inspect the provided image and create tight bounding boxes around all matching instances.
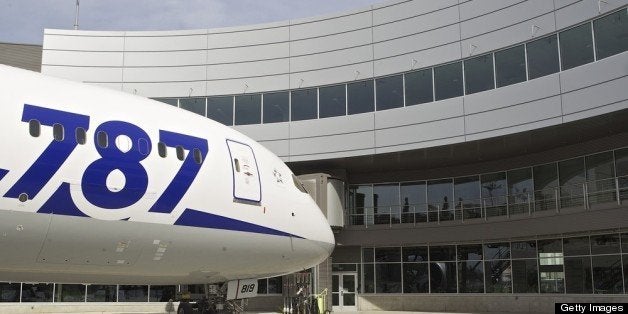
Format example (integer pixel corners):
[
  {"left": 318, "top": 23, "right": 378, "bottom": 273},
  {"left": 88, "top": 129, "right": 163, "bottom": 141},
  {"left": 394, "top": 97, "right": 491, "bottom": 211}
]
[{"left": 292, "top": 174, "right": 308, "bottom": 193}]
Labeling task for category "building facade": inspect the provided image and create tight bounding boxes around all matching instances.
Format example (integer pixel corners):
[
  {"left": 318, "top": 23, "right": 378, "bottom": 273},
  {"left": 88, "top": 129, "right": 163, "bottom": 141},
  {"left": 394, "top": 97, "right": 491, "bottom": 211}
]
[{"left": 29, "top": 0, "right": 628, "bottom": 311}]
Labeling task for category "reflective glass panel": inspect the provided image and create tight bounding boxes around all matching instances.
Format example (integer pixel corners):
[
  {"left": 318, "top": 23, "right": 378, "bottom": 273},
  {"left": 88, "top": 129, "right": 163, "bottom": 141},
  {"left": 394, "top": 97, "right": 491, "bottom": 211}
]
[
  {"left": 347, "top": 80, "right": 374, "bottom": 115},
  {"left": 179, "top": 97, "right": 206, "bottom": 116},
  {"left": 207, "top": 96, "right": 233, "bottom": 126},
  {"left": 427, "top": 179, "right": 453, "bottom": 213},
  {"left": 375, "top": 247, "right": 401, "bottom": 262},
  {"left": 593, "top": 9, "right": 628, "bottom": 60},
  {"left": 484, "top": 242, "right": 511, "bottom": 260},
  {"left": 430, "top": 245, "right": 456, "bottom": 261},
  {"left": 623, "top": 233, "right": 628, "bottom": 253},
  {"left": 349, "top": 185, "right": 373, "bottom": 225},
  {"left": 118, "top": 285, "right": 148, "bottom": 302},
  {"left": 512, "top": 259, "right": 539, "bottom": 293},
  {"left": 319, "top": 84, "right": 346, "bottom": 118},
  {"left": 405, "top": 69, "right": 433, "bottom": 106},
  {"left": 55, "top": 284, "right": 85, "bottom": 302},
  {"left": 0, "top": 283, "right": 20, "bottom": 302},
  {"left": 495, "top": 45, "right": 526, "bottom": 87},
  {"left": 21, "top": 283, "right": 53, "bottom": 302},
  {"left": 512, "top": 241, "right": 537, "bottom": 258},
  {"left": 527, "top": 34, "right": 560, "bottom": 79},
  {"left": 263, "top": 91, "right": 289, "bottom": 123},
  {"left": 485, "top": 260, "right": 512, "bottom": 293},
  {"left": 400, "top": 182, "right": 427, "bottom": 222},
  {"left": 430, "top": 262, "right": 457, "bottom": 293},
  {"left": 434, "top": 62, "right": 463, "bottom": 101},
  {"left": 373, "top": 184, "right": 399, "bottom": 221},
  {"left": 563, "top": 236, "right": 590, "bottom": 256},
  {"left": 363, "top": 248, "right": 374, "bottom": 263},
  {"left": 458, "top": 244, "right": 483, "bottom": 260},
  {"left": 257, "top": 279, "right": 267, "bottom": 294},
  {"left": 291, "top": 88, "right": 317, "bottom": 121},
  {"left": 508, "top": 167, "right": 533, "bottom": 213},
  {"left": 534, "top": 163, "right": 558, "bottom": 211},
  {"left": 559, "top": 157, "right": 585, "bottom": 187},
  {"left": 363, "top": 264, "right": 375, "bottom": 293},
  {"left": 87, "top": 285, "right": 116, "bottom": 302},
  {"left": 149, "top": 285, "right": 176, "bottom": 302},
  {"left": 481, "top": 172, "right": 507, "bottom": 215},
  {"left": 458, "top": 260, "right": 484, "bottom": 293},
  {"left": 464, "top": 53, "right": 494, "bottom": 94},
  {"left": 154, "top": 98, "right": 178, "bottom": 106},
  {"left": 565, "top": 256, "right": 593, "bottom": 294},
  {"left": 538, "top": 239, "right": 564, "bottom": 293},
  {"left": 376, "top": 263, "right": 402, "bottom": 293},
  {"left": 617, "top": 148, "right": 628, "bottom": 199},
  {"left": 403, "top": 263, "right": 429, "bottom": 293},
  {"left": 591, "top": 234, "right": 620, "bottom": 255},
  {"left": 592, "top": 255, "right": 623, "bottom": 294},
  {"left": 234, "top": 94, "right": 261, "bottom": 125},
  {"left": 403, "top": 246, "right": 428, "bottom": 262},
  {"left": 268, "top": 277, "right": 282, "bottom": 294},
  {"left": 454, "top": 176, "right": 481, "bottom": 215},
  {"left": 376, "top": 75, "right": 404, "bottom": 110},
  {"left": 586, "top": 152, "right": 615, "bottom": 180},
  {"left": 560, "top": 23, "right": 594, "bottom": 70}
]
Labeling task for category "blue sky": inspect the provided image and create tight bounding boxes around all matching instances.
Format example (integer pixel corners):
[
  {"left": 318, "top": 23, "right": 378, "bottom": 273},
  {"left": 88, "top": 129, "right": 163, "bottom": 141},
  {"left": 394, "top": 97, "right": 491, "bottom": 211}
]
[{"left": 0, "top": 0, "right": 383, "bottom": 45}]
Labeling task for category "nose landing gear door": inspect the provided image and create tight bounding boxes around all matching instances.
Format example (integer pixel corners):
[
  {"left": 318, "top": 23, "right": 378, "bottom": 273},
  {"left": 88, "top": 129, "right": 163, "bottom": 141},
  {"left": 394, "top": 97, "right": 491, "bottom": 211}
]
[{"left": 226, "top": 140, "right": 261, "bottom": 204}]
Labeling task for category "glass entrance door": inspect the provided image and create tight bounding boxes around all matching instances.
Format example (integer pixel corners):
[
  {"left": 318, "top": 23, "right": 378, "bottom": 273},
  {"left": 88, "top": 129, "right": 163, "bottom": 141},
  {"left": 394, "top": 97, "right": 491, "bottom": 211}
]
[{"left": 332, "top": 273, "right": 357, "bottom": 311}]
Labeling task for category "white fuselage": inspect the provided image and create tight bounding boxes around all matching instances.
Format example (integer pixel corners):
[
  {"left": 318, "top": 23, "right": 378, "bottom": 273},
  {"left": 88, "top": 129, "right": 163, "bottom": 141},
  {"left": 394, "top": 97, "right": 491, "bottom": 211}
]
[{"left": 0, "top": 65, "right": 334, "bottom": 284}]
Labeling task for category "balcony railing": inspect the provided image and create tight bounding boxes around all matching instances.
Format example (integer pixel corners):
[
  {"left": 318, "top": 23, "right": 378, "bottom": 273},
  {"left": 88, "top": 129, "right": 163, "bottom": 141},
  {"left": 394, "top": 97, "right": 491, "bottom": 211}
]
[{"left": 345, "top": 175, "right": 628, "bottom": 227}]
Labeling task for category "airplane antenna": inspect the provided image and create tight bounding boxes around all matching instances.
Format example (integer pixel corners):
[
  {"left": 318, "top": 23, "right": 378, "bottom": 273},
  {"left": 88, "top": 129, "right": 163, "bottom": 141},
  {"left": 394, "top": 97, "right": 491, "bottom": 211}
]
[{"left": 74, "top": 0, "right": 80, "bottom": 30}]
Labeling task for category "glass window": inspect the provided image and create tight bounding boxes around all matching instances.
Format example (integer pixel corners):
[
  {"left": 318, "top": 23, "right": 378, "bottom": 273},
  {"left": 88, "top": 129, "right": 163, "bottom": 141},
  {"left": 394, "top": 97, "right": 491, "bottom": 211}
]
[
  {"left": 75, "top": 127, "right": 87, "bottom": 145},
  {"left": 560, "top": 23, "right": 594, "bottom": 70},
  {"left": 464, "top": 53, "right": 494, "bottom": 94},
  {"left": 86, "top": 285, "right": 116, "bottom": 302},
  {"left": 55, "top": 284, "right": 85, "bottom": 302},
  {"left": 291, "top": 88, "right": 317, "bottom": 121},
  {"left": 527, "top": 34, "right": 560, "bottom": 79},
  {"left": 193, "top": 148, "right": 203, "bottom": 164},
  {"left": 565, "top": 256, "right": 593, "bottom": 294},
  {"left": 484, "top": 242, "right": 511, "bottom": 260},
  {"left": 458, "top": 260, "right": 484, "bottom": 293},
  {"left": 376, "top": 263, "right": 402, "bottom": 293},
  {"left": 364, "top": 264, "right": 375, "bottom": 293},
  {"left": 348, "top": 185, "right": 373, "bottom": 226},
  {"left": 485, "top": 260, "right": 512, "bottom": 293},
  {"left": 430, "top": 245, "right": 456, "bottom": 261},
  {"left": 207, "top": 96, "right": 233, "bottom": 126},
  {"left": 495, "top": 45, "right": 526, "bottom": 87},
  {"left": 563, "top": 236, "right": 590, "bottom": 256},
  {"left": 593, "top": 9, "right": 628, "bottom": 60},
  {"left": 400, "top": 181, "right": 427, "bottom": 223},
  {"left": 157, "top": 142, "right": 167, "bottom": 158},
  {"left": 176, "top": 146, "right": 184, "bottom": 161},
  {"left": 29, "top": 119, "right": 40, "bottom": 137},
  {"left": 538, "top": 239, "right": 564, "bottom": 293},
  {"left": 149, "top": 285, "right": 176, "bottom": 302},
  {"left": 454, "top": 176, "right": 481, "bottom": 218},
  {"left": 592, "top": 255, "right": 623, "bottom": 294},
  {"left": 427, "top": 179, "right": 453, "bottom": 215},
  {"left": 234, "top": 94, "right": 261, "bottom": 125},
  {"left": 534, "top": 162, "right": 558, "bottom": 191},
  {"left": 405, "top": 68, "right": 433, "bottom": 106},
  {"left": 559, "top": 157, "right": 585, "bottom": 208},
  {"left": 508, "top": 167, "right": 533, "bottom": 213},
  {"left": 430, "top": 262, "right": 457, "bottom": 293},
  {"left": 97, "top": 131, "right": 108, "bottom": 148},
  {"left": 118, "top": 285, "right": 148, "bottom": 302},
  {"left": 586, "top": 152, "right": 615, "bottom": 180},
  {"left": 458, "top": 244, "right": 483, "bottom": 260},
  {"left": 623, "top": 233, "right": 628, "bottom": 253},
  {"left": 481, "top": 172, "right": 507, "bottom": 216},
  {"left": 347, "top": 80, "right": 374, "bottom": 115},
  {"left": 363, "top": 248, "right": 374, "bottom": 263},
  {"left": 434, "top": 62, "right": 463, "bottom": 101},
  {"left": 376, "top": 75, "right": 404, "bottom": 110},
  {"left": 0, "top": 283, "right": 20, "bottom": 302},
  {"left": 403, "top": 263, "right": 429, "bottom": 293},
  {"left": 512, "top": 259, "right": 539, "bottom": 293},
  {"left": 617, "top": 148, "right": 628, "bottom": 199},
  {"left": 591, "top": 234, "right": 620, "bottom": 255},
  {"left": 21, "top": 283, "right": 53, "bottom": 302},
  {"left": 267, "top": 277, "right": 282, "bottom": 294},
  {"left": 154, "top": 98, "right": 178, "bottom": 106},
  {"left": 403, "top": 246, "right": 428, "bottom": 262},
  {"left": 375, "top": 247, "right": 401, "bottom": 262},
  {"left": 512, "top": 241, "right": 537, "bottom": 258},
  {"left": 257, "top": 279, "right": 268, "bottom": 294},
  {"left": 319, "top": 84, "right": 346, "bottom": 118},
  {"left": 263, "top": 92, "right": 289, "bottom": 123},
  {"left": 179, "top": 97, "right": 206, "bottom": 116},
  {"left": 373, "top": 184, "right": 399, "bottom": 222},
  {"left": 52, "top": 123, "right": 64, "bottom": 142}
]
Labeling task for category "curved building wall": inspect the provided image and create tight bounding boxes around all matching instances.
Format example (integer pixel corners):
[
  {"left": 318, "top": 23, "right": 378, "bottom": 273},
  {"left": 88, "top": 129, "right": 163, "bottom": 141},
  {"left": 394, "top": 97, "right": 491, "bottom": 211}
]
[{"left": 41, "top": 1, "right": 628, "bottom": 162}]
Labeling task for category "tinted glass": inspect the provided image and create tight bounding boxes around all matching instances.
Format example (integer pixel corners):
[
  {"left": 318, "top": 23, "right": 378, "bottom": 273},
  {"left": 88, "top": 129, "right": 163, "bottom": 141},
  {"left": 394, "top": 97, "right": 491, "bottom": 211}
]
[
  {"left": 319, "top": 84, "right": 346, "bottom": 118},
  {"left": 376, "top": 75, "right": 404, "bottom": 110},
  {"left": 363, "top": 247, "right": 374, "bottom": 263},
  {"left": 118, "top": 285, "right": 148, "bottom": 302},
  {"left": 179, "top": 97, "right": 206, "bottom": 116},
  {"left": 373, "top": 184, "right": 399, "bottom": 207},
  {"left": 234, "top": 94, "right": 261, "bottom": 125},
  {"left": 430, "top": 245, "right": 456, "bottom": 261},
  {"left": 154, "top": 98, "right": 178, "bottom": 106},
  {"left": 427, "top": 179, "right": 453, "bottom": 211},
  {"left": 484, "top": 242, "right": 510, "bottom": 260},
  {"left": 0, "top": 283, "right": 20, "bottom": 302},
  {"left": 405, "top": 68, "right": 433, "bottom": 106},
  {"left": 149, "top": 285, "right": 176, "bottom": 302},
  {"left": 403, "top": 263, "right": 429, "bottom": 293},
  {"left": 376, "top": 263, "right": 401, "bottom": 293},
  {"left": 464, "top": 53, "right": 494, "bottom": 94},
  {"left": 55, "top": 284, "right": 85, "bottom": 302},
  {"left": 403, "top": 246, "right": 428, "bottom": 262},
  {"left": 400, "top": 181, "right": 426, "bottom": 212},
  {"left": 347, "top": 80, "right": 374, "bottom": 115},
  {"left": 590, "top": 234, "right": 620, "bottom": 255},
  {"left": 592, "top": 255, "right": 623, "bottom": 294},
  {"left": 52, "top": 123, "right": 64, "bottom": 141},
  {"left": 593, "top": 9, "right": 628, "bottom": 60},
  {"left": 563, "top": 236, "right": 590, "bottom": 256},
  {"left": 457, "top": 244, "right": 483, "bottom": 260},
  {"left": 481, "top": 172, "right": 507, "bottom": 198},
  {"left": 533, "top": 163, "right": 558, "bottom": 191},
  {"left": 586, "top": 152, "right": 615, "bottom": 180},
  {"left": 87, "top": 285, "right": 116, "bottom": 302},
  {"left": 485, "top": 260, "right": 512, "bottom": 293},
  {"left": 364, "top": 264, "right": 375, "bottom": 293},
  {"left": 207, "top": 96, "right": 233, "bottom": 126},
  {"left": 495, "top": 45, "right": 526, "bottom": 87},
  {"left": 268, "top": 277, "right": 282, "bottom": 294},
  {"left": 22, "top": 283, "right": 53, "bottom": 302},
  {"left": 375, "top": 247, "right": 401, "bottom": 262},
  {"left": 458, "top": 261, "right": 484, "bottom": 293},
  {"left": 434, "top": 62, "right": 463, "bottom": 100},
  {"left": 565, "top": 257, "right": 593, "bottom": 294},
  {"left": 559, "top": 157, "right": 585, "bottom": 187},
  {"left": 527, "top": 34, "right": 560, "bottom": 79},
  {"left": 560, "top": 23, "right": 594, "bottom": 70},
  {"left": 348, "top": 185, "right": 373, "bottom": 209},
  {"left": 512, "top": 240, "right": 537, "bottom": 258},
  {"left": 263, "top": 92, "right": 289, "bottom": 123},
  {"left": 29, "top": 119, "right": 40, "bottom": 137},
  {"left": 76, "top": 127, "right": 87, "bottom": 145},
  {"left": 512, "top": 259, "right": 538, "bottom": 293},
  {"left": 291, "top": 89, "right": 317, "bottom": 121},
  {"left": 430, "top": 262, "right": 457, "bottom": 293},
  {"left": 454, "top": 176, "right": 480, "bottom": 209},
  {"left": 97, "top": 131, "right": 108, "bottom": 148},
  {"left": 508, "top": 167, "right": 533, "bottom": 198}
]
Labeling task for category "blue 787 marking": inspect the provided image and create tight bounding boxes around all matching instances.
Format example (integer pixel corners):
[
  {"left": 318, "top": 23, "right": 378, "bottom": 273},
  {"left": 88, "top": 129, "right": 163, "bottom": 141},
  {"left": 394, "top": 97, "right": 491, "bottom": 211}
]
[{"left": 6, "top": 104, "right": 208, "bottom": 214}]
